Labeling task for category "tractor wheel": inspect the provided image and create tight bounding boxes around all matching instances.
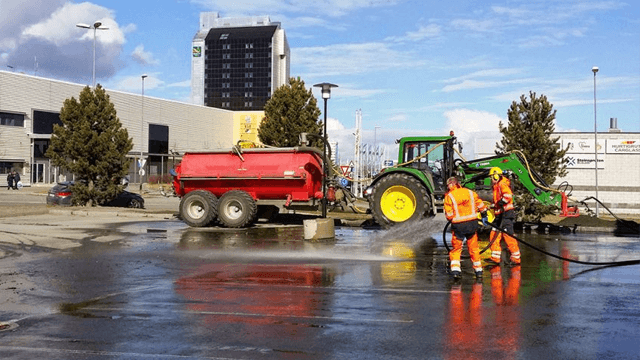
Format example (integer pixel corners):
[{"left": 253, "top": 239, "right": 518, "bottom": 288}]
[
  {"left": 217, "top": 190, "right": 257, "bottom": 228},
  {"left": 369, "top": 173, "right": 431, "bottom": 228},
  {"left": 179, "top": 190, "right": 218, "bottom": 227}
]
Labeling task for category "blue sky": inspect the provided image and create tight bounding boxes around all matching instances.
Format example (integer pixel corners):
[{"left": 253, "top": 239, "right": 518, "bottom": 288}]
[{"left": 1, "top": 0, "right": 638, "bottom": 160}]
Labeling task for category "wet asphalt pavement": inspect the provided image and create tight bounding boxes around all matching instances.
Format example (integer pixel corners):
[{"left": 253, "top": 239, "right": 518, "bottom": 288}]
[{"left": 1, "top": 215, "right": 639, "bottom": 360}]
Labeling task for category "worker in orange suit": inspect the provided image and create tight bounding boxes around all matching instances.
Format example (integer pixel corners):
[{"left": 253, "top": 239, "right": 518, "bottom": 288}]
[
  {"left": 444, "top": 176, "right": 489, "bottom": 280},
  {"left": 486, "top": 167, "right": 521, "bottom": 266}
]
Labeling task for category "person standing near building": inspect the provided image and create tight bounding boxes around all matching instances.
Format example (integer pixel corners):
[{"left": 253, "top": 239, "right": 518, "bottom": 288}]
[
  {"left": 444, "top": 176, "right": 489, "bottom": 280},
  {"left": 12, "top": 170, "right": 21, "bottom": 190},
  {"left": 6, "top": 171, "right": 14, "bottom": 190},
  {"left": 486, "top": 167, "right": 521, "bottom": 266}
]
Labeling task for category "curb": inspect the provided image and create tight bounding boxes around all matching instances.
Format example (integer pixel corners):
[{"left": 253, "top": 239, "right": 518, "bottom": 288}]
[{"left": 48, "top": 208, "right": 176, "bottom": 219}]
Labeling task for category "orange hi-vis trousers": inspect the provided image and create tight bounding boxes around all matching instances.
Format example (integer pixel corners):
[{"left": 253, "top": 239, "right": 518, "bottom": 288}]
[
  {"left": 489, "top": 230, "right": 521, "bottom": 264},
  {"left": 449, "top": 232, "right": 482, "bottom": 273}
]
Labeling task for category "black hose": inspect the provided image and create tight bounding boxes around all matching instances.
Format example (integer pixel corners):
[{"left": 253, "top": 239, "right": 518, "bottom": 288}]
[
  {"left": 442, "top": 219, "right": 502, "bottom": 258},
  {"left": 484, "top": 222, "right": 640, "bottom": 267}
]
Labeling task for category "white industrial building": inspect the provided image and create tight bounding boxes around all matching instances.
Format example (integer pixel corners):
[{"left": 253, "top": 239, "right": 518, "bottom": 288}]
[
  {"left": 0, "top": 70, "right": 236, "bottom": 187},
  {"left": 475, "top": 120, "right": 640, "bottom": 215}
]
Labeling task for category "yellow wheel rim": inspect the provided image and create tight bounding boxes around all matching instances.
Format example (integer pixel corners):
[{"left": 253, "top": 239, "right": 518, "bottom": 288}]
[{"left": 380, "top": 185, "right": 417, "bottom": 222}]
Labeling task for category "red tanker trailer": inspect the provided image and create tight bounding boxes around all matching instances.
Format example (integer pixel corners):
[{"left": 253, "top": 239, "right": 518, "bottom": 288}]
[{"left": 170, "top": 146, "right": 326, "bottom": 228}]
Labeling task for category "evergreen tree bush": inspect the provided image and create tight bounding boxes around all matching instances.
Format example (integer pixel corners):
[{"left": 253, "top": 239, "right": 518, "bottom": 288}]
[
  {"left": 258, "top": 77, "right": 322, "bottom": 147},
  {"left": 46, "top": 85, "right": 134, "bottom": 206},
  {"left": 496, "top": 91, "right": 568, "bottom": 222}
]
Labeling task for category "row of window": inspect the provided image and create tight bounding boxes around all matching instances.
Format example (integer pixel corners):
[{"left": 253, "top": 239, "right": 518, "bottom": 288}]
[
  {"left": 219, "top": 92, "right": 254, "bottom": 98},
  {"left": 219, "top": 53, "right": 261, "bottom": 60},
  {"left": 217, "top": 102, "right": 253, "bottom": 108},
  {"left": 221, "top": 82, "right": 254, "bottom": 88},
  {"left": 217, "top": 43, "right": 260, "bottom": 50}
]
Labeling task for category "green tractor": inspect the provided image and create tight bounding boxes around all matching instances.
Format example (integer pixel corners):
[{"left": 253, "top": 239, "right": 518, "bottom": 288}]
[{"left": 363, "top": 134, "right": 574, "bottom": 228}]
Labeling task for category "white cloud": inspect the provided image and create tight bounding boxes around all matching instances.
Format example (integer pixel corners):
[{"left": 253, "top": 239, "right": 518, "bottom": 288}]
[
  {"left": 442, "top": 77, "right": 534, "bottom": 92},
  {"left": 324, "top": 84, "right": 388, "bottom": 98},
  {"left": 132, "top": 44, "right": 159, "bottom": 66},
  {"left": 167, "top": 80, "right": 191, "bottom": 88},
  {"left": 385, "top": 23, "right": 441, "bottom": 42},
  {"left": 112, "top": 74, "right": 164, "bottom": 93},
  {"left": 294, "top": 42, "right": 425, "bottom": 77},
  {"left": 2, "top": 1, "right": 132, "bottom": 82},
  {"left": 23, "top": 2, "right": 127, "bottom": 46}
]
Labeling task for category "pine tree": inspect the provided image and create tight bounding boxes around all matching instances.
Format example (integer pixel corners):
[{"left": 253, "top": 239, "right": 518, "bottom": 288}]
[
  {"left": 46, "top": 85, "right": 134, "bottom": 206},
  {"left": 497, "top": 91, "right": 568, "bottom": 222},
  {"left": 258, "top": 77, "right": 322, "bottom": 147}
]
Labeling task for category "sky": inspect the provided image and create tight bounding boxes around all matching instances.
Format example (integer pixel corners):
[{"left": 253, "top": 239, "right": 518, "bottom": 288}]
[{"left": 1, "top": 0, "right": 639, "bottom": 161}]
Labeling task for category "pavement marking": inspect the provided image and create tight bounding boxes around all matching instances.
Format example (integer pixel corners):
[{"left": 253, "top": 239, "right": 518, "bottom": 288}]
[{"left": 80, "top": 307, "right": 415, "bottom": 324}]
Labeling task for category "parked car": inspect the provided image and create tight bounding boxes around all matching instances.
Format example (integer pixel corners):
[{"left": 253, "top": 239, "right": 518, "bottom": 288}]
[{"left": 46, "top": 181, "right": 144, "bottom": 208}]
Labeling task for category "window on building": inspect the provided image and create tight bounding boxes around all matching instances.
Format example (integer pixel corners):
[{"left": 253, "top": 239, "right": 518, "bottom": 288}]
[
  {"left": 33, "top": 110, "right": 62, "bottom": 134},
  {"left": 245, "top": 63, "right": 253, "bottom": 69},
  {"left": 0, "top": 112, "right": 25, "bottom": 127},
  {"left": 220, "top": 34, "right": 229, "bottom": 40},
  {"left": 222, "top": 44, "right": 231, "bottom": 50},
  {"left": 245, "top": 53, "right": 253, "bottom": 59},
  {"left": 148, "top": 124, "right": 169, "bottom": 155},
  {"left": 33, "top": 139, "right": 50, "bottom": 158}
]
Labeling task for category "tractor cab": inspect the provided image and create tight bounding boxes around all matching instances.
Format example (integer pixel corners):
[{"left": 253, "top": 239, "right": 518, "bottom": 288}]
[{"left": 397, "top": 136, "right": 457, "bottom": 196}]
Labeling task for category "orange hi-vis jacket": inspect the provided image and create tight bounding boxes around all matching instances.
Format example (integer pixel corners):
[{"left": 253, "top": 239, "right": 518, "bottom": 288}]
[
  {"left": 493, "top": 177, "right": 514, "bottom": 214},
  {"left": 444, "top": 187, "right": 487, "bottom": 224}
]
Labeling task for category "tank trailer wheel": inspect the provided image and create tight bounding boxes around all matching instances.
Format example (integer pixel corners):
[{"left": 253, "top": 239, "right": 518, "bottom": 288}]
[
  {"left": 179, "top": 190, "right": 218, "bottom": 227},
  {"left": 217, "top": 190, "right": 257, "bottom": 228},
  {"left": 369, "top": 173, "right": 431, "bottom": 228}
]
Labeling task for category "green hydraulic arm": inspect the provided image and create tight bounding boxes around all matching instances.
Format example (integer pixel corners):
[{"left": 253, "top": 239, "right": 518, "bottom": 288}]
[{"left": 456, "top": 151, "right": 565, "bottom": 208}]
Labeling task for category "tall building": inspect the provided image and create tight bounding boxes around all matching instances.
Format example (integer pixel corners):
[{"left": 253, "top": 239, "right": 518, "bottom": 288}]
[{"left": 191, "top": 13, "right": 290, "bottom": 110}]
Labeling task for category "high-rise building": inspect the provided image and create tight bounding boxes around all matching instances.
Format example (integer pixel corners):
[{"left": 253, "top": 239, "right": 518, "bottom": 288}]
[{"left": 191, "top": 13, "right": 290, "bottom": 110}]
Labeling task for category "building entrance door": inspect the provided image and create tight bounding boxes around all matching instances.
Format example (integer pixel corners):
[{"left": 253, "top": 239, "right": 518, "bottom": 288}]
[{"left": 32, "top": 162, "right": 46, "bottom": 184}]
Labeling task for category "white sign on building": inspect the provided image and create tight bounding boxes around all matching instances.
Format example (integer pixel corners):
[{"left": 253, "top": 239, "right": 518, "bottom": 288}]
[
  {"left": 606, "top": 139, "right": 640, "bottom": 153},
  {"left": 564, "top": 154, "right": 605, "bottom": 169},
  {"left": 563, "top": 138, "right": 605, "bottom": 154}
]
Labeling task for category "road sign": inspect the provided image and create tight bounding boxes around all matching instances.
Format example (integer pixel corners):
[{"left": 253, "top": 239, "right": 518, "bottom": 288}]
[
  {"left": 138, "top": 158, "right": 147, "bottom": 167},
  {"left": 138, "top": 169, "right": 145, "bottom": 176},
  {"left": 340, "top": 165, "right": 349, "bottom": 175}
]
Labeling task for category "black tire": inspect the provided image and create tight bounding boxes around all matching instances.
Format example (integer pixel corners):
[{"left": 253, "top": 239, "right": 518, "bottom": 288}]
[
  {"left": 128, "top": 199, "right": 144, "bottom": 209},
  {"left": 368, "top": 173, "right": 431, "bottom": 228},
  {"left": 217, "top": 190, "right": 257, "bottom": 228},
  {"left": 179, "top": 190, "right": 218, "bottom": 227}
]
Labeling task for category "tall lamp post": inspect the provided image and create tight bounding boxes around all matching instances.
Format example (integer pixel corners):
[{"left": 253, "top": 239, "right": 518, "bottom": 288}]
[
  {"left": 313, "top": 82, "right": 338, "bottom": 218},
  {"left": 592, "top": 66, "right": 599, "bottom": 217},
  {"left": 76, "top": 21, "right": 109, "bottom": 87},
  {"left": 140, "top": 74, "right": 148, "bottom": 192},
  {"left": 374, "top": 126, "right": 381, "bottom": 174}
]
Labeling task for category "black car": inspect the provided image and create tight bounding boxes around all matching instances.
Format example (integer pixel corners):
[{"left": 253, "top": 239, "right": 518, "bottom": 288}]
[{"left": 46, "top": 181, "right": 144, "bottom": 208}]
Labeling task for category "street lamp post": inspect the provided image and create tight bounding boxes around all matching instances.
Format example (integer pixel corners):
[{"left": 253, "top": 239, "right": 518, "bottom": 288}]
[
  {"left": 374, "top": 126, "right": 380, "bottom": 174},
  {"left": 76, "top": 21, "right": 108, "bottom": 87},
  {"left": 140, "top": 74, "right": 148, "bottom": 192},
  {"left": 313, "top": 82, "right": 338, "bottom": 218},
  {"left": 592, "top": 66, "right": 599, "bottom": 217}
]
